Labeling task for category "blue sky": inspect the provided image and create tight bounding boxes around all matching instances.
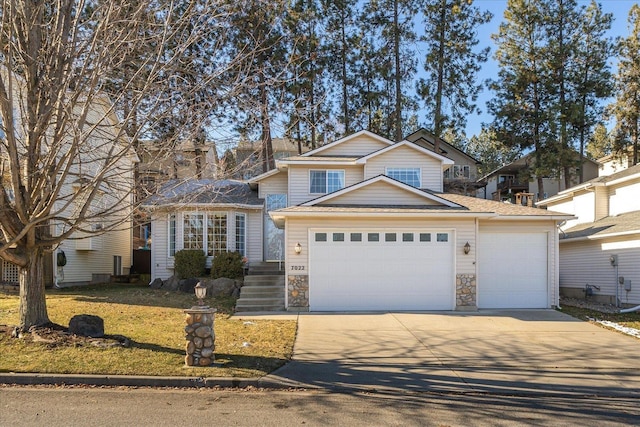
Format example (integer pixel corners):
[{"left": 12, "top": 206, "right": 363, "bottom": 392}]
[{"left": 461, "top": 0, "right": 637, "bottom": 138}]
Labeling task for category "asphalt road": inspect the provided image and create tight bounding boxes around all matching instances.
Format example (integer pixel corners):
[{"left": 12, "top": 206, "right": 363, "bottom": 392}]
[{"left": 1, "top": 386, "right": 638, "bottom": 426}]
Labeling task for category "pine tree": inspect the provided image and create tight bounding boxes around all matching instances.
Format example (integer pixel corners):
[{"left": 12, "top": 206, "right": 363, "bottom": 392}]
[
  {"left": 610, "top": 4, "right": 640, "bottom": 166},
  {"left": 418, "top": 0, "right": 492, "bottom": 153}
]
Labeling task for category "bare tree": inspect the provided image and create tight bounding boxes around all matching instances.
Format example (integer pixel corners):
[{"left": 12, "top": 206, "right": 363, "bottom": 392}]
[{"left": 0, "top": 0, "right": 242, "bottom": 330}]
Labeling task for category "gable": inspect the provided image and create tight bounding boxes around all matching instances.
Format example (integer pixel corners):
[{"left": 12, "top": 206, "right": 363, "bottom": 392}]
[
  {"left": 304, "top": 130, "right": 392, "bottom": 157},
  {"left": 316, "top": 180, "right": 443, "bottom": 206}
]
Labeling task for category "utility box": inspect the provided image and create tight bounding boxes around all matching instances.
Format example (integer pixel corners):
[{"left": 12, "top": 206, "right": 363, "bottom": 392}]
[{"left": 623, "top": 280, "right": 631, "bottom": 291}]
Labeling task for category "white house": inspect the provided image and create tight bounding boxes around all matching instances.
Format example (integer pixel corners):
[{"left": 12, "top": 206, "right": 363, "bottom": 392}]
[
  {"left": 537, "top": 163, "right": 640, "bottom": 306},
  {"left": 148, "top": 131, "right": 571, "bottom": 311}
]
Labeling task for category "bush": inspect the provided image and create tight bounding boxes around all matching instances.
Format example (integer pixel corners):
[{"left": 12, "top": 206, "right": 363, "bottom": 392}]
[
  {"left": 211, "top": 251, "right": 244, "bottom": 279},
  {"left": 174, "top": 249, "right": 206, "bottom": 279}
]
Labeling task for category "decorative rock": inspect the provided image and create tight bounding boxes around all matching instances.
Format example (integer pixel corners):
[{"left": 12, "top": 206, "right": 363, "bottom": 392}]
[
  {"left": 185, "top": 355, "right": 194, "bottom": 366},
  {"left": 193, "top": 337, "right": 203, "bottom": 348},
  {"left": 201, "top": 277, "right": 237, "bottom": 298},
  {"left": 201, "top": 347, "right": 213, "bottom": 358},
  {"left": 185, "top": 315, "right": 195, "bottom": 326},
  {"left": 179, "top": 278, "right": 199, "bottom": 293},
  {"left": 184, "top": 307, "right": 216, "bottom": 367},
  {"left": 184, "top": 325, "right": 195, "bottom": 334},
  {"left": 186, "top": 341, "right": 195, "bottom": 354},
  {"left": 68, "top": 314, "right": 105, "bottom": 338},
  {"left": 163, "top": 275, "right": 180, "bottom": 291},
  {"left": 149, "top": 278, "right": 164, "bottom": 289},
  {"left": 199, "top": 357, "right": 211, "bottom": 366},
  {"left": 203, "top": 337, "right": 213, "bottom": 348}
]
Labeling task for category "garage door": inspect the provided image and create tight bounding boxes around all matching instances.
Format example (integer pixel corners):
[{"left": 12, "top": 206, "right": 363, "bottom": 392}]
[
  {"left": 478, "top": 232, "right": 548, "bottom": 308},
  {"left": 309, "top": 229, "right": 454, "bottom": 311}
]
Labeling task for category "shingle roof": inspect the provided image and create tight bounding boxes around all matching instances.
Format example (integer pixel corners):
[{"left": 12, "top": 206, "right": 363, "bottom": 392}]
[
  {"left": 580, "top": 163, "right": 640, "bottom": 185},
  {"left": 561, "top": 210, "right": 640, "bottom": 240},
  {"left": 438, "top": 193, "right": 568, "bottom": 217},
  {"left": 280, "top": 155, "right": 360, "bottom": 162},
  {"left": 143, "top": 179, "right": 262, "bottom": 207}
]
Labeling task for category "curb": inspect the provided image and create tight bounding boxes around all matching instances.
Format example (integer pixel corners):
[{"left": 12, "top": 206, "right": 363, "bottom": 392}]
[{"left": 0, "top": 373, "right": 280, "bottom": 389}]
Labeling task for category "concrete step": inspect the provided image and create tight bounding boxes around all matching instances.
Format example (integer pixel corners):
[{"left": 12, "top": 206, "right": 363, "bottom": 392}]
[
  {"left": 239, "top": 286, "right": 285, "bottom": 298},
  {"left": 247, "top": 263, "right": 284, "bottom": 275},
  {"left": 235, "top": 297, "right": 286, "bottom": 312},
  {"left": 243, "top": 275, "right": 285, "bottom": 286},
  {"left": 235, "top": 304, "right": 286, "bottom": 312}
]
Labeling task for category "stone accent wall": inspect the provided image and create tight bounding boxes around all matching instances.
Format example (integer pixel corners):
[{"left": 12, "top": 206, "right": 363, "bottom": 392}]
[
  {"left": 456, "top": 274, "right": 477, "bottom": 310},
  {"left": 288, "top": 275, "right": 309, "bottom": 310},
  {"left": 184, "top": 308, "right": 216, "bottom": 366}
]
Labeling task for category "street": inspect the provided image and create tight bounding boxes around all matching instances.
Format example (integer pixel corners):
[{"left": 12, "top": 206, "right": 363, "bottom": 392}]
[{"left": 1, "top": 386, "right": 638, "bottom": 426}]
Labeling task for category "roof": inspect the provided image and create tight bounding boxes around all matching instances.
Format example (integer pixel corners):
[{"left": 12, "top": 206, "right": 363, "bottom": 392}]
[
  {"left": 561, "top": 210, "right": 640, "bottom": 241},
  {"left": 142, "top": 179, "right": 262, "bottom": 208},
  {"left": 301, "top": 130, "right": 394, "bottom": 156},
  {"left": 538, "top": 163, "right": 640, "bottom": 206},
  {"left": 404, "top": 128, "right": 481, "bottom": 164}
]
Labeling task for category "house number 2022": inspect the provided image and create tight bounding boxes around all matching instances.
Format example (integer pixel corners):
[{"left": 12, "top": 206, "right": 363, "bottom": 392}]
[{"left": 290, "top": 265, "right": 305, "bottom": 271}]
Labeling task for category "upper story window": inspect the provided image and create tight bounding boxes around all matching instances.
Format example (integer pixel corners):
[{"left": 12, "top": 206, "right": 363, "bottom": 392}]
[
  {"left": 387, "top": 168, "right": 421, "bottom": 187},
  {"left": 444, "top": 165, "right": 470, "bottom": 179},
  {"left": 310, "top": 170, "right": 345, "bottom": 194}
]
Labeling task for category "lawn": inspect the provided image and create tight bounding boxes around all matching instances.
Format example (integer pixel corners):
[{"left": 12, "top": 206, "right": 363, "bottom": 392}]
[
  {"left": 0, "top": 284, "right": 297, "bottom": 377},
  {"left": 559, "top": 305, "right": 640, "bottom": 332}
]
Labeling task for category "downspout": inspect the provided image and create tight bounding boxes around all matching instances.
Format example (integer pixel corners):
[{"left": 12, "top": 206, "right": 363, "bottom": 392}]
[{"left": 620, "top": 305, "right": 640, "bottom": 313}]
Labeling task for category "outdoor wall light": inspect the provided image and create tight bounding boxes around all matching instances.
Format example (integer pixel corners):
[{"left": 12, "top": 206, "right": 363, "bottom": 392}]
[
  {"left": 194, "top": 281, "right": 207, "bottom": 306},
  {"left": 294, "top": 242, "right": 302, "bottom": 254},
  {"left": 463, "top": 242, "right": 471, "bottom": 255}
]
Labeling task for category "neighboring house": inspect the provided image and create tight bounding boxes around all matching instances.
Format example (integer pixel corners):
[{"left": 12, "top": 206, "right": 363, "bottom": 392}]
[
  {"left": 148, "top": 130, "right": 571, "bottom": 312},
  {"left": 404, "top": 129, "right": 483, "bottom": 196},
  {"left": 235, "top": 137, "right": 305, "bottom": 180},
  {"left": 597, "top": 147, "right": 635, "bottom": 177},
  {"left": 477, "top": 153, "right": 599, "bottom": 204},
  {"left": 537, "top": 163, "right": 640, "bottom": 306},
  {"left": 0, "top": 95, "right": 135, "bottom": 287}
]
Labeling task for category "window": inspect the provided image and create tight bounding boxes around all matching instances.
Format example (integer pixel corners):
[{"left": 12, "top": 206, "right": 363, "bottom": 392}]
[
  {"left": 368, "top": 233, "right": 379, "bottom": 242},
  {"left": 235, "top": 213, "right": 246, "bottom": 256},
  {"left": 333, "top": 232, "right": 345, "bottom": 242},
  {"left": 168, "top": 214, "right": 176, "bottom": 256},
  {"left": 437, "top": 233, "right": 448, "bottom": 242},
  {"left": 385, "top": 233, "right": 397, "bottom": 242},
  {"left": 183, "top": 213, "right": 204, "bottom": 250},
  {"left": 444, "top": 165, "right": 470, "bottom": 179},
  {"left": 387, "top": 168, "right": 421, "bottom": 187},
  {"left": 207, "top": 213, "right": 227, "bottom": 256},
  {"left": 419, "top": 233, "right": 431, "bottom": 242},
  {"left": 310, "top": 170, "right": 345, "bottom": 193},
  {"left": 402, "top": 233, "right": 414, "bottom": 242},
  {"left": 315, "top": 232, "right": 327, "bottom": 242},
  {"left": 350, "top": 233, "right": 362, "bottom": 242}
]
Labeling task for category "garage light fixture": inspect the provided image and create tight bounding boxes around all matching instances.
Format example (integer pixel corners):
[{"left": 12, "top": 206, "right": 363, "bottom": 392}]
[
  {"left": 463, "top": 242, "right": 471, "bottom": 255},
  {"left": 294, "top": 242, "right": 302, "bottom": 254}
]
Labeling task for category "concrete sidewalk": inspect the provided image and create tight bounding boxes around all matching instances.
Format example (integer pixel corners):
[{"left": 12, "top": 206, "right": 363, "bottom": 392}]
[{"left": 263, "top": 310, "right": 640, "bottom": 397}]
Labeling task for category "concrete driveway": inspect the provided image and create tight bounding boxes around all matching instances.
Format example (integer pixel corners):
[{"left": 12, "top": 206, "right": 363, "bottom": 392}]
[{"left": 262, "top": 310, "right": 640, "bottom": 396}]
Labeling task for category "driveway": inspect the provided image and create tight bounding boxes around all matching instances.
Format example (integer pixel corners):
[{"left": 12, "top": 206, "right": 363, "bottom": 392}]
[{"left": 263, "top": 310, "right": 640, "bottom": 396}]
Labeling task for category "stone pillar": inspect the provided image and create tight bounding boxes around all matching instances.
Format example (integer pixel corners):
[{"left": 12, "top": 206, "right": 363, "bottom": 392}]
[
  {"left": 184, "top": 307, "right": 217, "bottom": 366},
  {"left": 287, "top": 275, "right": 309, "bottom": 312},
  {"left": 456, "top": 273, "right": 477, "bottom": 311}
]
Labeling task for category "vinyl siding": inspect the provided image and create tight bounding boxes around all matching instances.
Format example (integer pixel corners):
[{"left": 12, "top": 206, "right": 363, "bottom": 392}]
[
  {"left": 364, "top": 145, "right": 443, "bottom": 191},
  {"left": 318, "top": 135, "right": 389, "bottom": 156},
  {"left": 258, "top": 172, "right": 288, "bottom": 199},
  {"left": 572, "top": 191, "right": 595, "bottom": 224},
  {"left": 287, "top": 165, "right": 364, "bottom": 206},
  {"left": 247, "top": 210, "right": 263, "bottom": 263},
  {"left": 594, "top": 186, "right": 609, "bottom": 221},
  {"left": 478, "top": 220, "right": 559, "bottom": 307},
  {"left": 609, "top": 180, "right": 640, "bottom": 216},
  {"left": 560, "top": 237, "right": 640, "bottom": 305},
  {"left": 285, "top": 216, "right": 477, "bottom": 279},
  {"left": 319, "top": 181, "right": 440, "bottom": 205}
]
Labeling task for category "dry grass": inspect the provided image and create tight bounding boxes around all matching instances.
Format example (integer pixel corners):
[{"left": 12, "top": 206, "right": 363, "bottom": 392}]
[
  {"left": 0, "top": 284, "right": 296, "bottom": 377},
  {"left": 559, "top": 305, "right": 640, "bottom": 332}
]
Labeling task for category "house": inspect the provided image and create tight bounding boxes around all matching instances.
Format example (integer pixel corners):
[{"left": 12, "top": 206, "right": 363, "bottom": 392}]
[
  {"left": 148, "top": 130, "right": 571, "bottom": 311},
  {"left": 404, "top": 129, "right": 483, "bottom": 195},
  {"left": 477, "top": 152, "right": 599, "bottom": 204},
  {"left": 0, "top": 94, "right": 135, "bottom": 287},
  {"left": 537, "top": 163, "right": 640, "bottom": 306},
  {"left": 597, "top": 147, "right": 635, "bottom": 177},
  {"left": 234, "top": 137, "right": 305, "bottom": 179}
]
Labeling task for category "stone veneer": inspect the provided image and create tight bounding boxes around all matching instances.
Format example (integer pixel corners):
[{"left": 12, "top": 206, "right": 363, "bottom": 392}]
[
  {"left": 288, "top": 275, "right": 309, "bottom": 310},
  {"left": 184, "top": 307, "right": 216, "bottom": 366},
  {"left": 456, "top": 273, "right": 477, "bottom": 310}
]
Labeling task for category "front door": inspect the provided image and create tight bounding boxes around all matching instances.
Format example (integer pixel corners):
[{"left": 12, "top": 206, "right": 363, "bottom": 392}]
[{"left": 264, "top": 194, "right": 287, "bottom": 261}]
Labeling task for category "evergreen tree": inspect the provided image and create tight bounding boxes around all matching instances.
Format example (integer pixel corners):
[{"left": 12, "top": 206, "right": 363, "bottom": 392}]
[
  {"left": 466, "top": 128, "right": 520, "bottom": 177},
  {"left": 610, "top": 4, "right": 640, "bottom": 166},
  {"left": 418, "top": 0, "right": 492, "bottom": 153},
  {"left": 586, "top": 123, "right": 612, "bottom": 160}
]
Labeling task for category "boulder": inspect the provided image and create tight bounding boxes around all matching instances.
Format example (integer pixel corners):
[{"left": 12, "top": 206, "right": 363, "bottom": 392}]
[
  {"left": 68, "top": 314, "right": 105, "bottom": 338},
  {"left": 163, "top": 275, "right": 180, "bottom": 291},
  {"left": 201, "top": 277, "right": 241, "bottom": 298},
  {"left": 149, "top": 278, "right": 163, "bottom": 289},
  {"left": 179, "top": 277, "right": 199, "bottom": 293}
]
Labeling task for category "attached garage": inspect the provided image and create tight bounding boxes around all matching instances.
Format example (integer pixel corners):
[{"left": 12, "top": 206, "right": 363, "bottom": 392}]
[
  {"left": 477, "top": 232, "right": 549, "bottom": 309},
  {"left": 309, "top": 228, "right": 455, "bottom": 311}
]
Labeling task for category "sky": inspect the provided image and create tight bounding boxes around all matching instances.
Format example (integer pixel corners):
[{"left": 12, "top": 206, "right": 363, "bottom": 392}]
[{"left": 459, "top": 0, "right": 637, "bottom": 138}]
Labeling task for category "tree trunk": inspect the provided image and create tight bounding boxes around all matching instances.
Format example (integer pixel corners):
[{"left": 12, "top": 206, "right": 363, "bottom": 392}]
[
  {"left": 433, "top": 1, "right": 447, "bottom": 154},
  {"left": 340, "top": 8, "right": 349, "bottom": 134},
  {"left": 394, "top": 0, "right": 402, "bottom": 142},
  {"left": 19, "top": 249, "right": 50, "bottom": 330}
]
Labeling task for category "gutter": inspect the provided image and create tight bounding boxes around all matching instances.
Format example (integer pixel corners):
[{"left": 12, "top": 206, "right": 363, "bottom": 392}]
[{"left": 142, "top": 203, "right": 263, "bottom": 211}]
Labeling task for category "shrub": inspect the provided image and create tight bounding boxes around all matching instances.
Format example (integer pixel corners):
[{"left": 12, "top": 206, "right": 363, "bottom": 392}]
[
  {"left": 174, "top": 249, "right": 206, "bottom": 279},
  {"left": 211, "top": 251, "right": 244, "bottom": 279}
]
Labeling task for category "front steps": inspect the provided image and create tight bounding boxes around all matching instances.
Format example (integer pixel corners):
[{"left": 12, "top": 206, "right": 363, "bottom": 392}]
[{"left": 235, "top": 263, "right": 285, "bottom": 312}]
